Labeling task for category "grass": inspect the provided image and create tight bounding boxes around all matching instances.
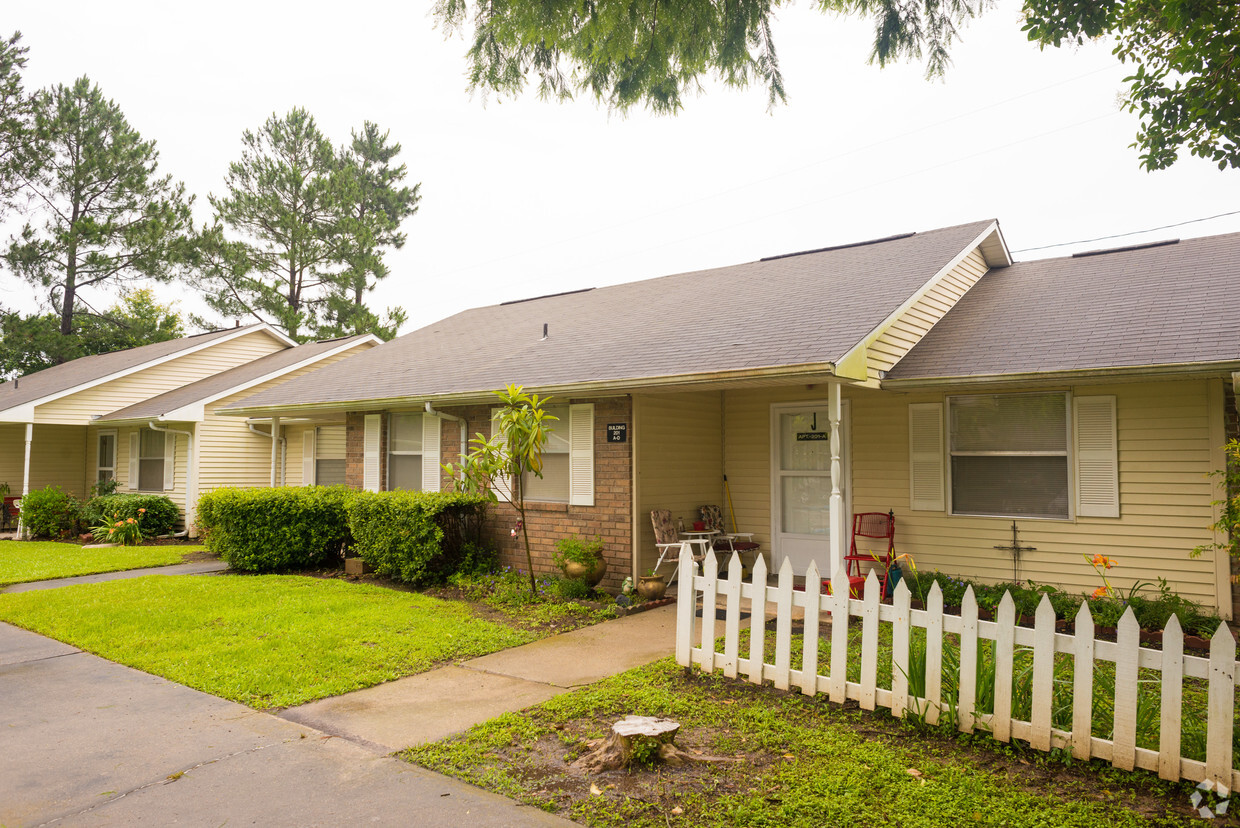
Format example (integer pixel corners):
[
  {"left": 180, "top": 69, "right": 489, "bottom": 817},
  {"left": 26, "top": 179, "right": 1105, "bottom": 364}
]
[
  {"left": 0, "top": 574, "right": 536, "bottom": 707},
  {"left": 0, "top": 540, "right": 202, "bottom": 586},
  {"left": 405, "top": 658, "right": 1198, "bottom": 827}
]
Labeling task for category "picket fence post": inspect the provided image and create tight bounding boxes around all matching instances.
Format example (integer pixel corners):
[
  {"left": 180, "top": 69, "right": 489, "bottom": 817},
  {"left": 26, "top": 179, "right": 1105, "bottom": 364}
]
[
  {"left": 1205, "top": 623, "right": 1236, "bottom": 788},
  {"left": 1158, "top": 614, "right": 1184, "bottom": 781},
  {"left": 801, "top": 561, "right": 822, "bottom": 696},
  {"left": 773, "top": 557, "right": 794, "bottom": 691},
  {"left": 958, "top": 586, "right": 978, "bottom": 733},
  {"left": 829, "top": 564, "right": 849, "bottom": 704},
  {"left": 700, "top": 550, "right": 720, "bottom": 672},
  {"left": 891, "top": 579, "right": 911, "bottom": 720},
  {"left": 993, "top": 592, "right": 1015, "bottom": 743},
  {"left": 1113, "top": 607, "right": 1140, "bottom": 771},
  {"left": 1071, "top": 601, "right": 1095, "bottom": 761},
  {"left": 674, "top": 543, "right": 695, "bottom": 668},
  {"left": 860, "top": 570, "right": 881, "bottom": 710},
  {"left": 1030, "top": 595, "right": 1056, "bottom": 751},
  {"left": 924, "top": 581, "right": 944, "bottom": 726},
  {"left": 746, "top": 554, "right": 768, "bottom": 685}
]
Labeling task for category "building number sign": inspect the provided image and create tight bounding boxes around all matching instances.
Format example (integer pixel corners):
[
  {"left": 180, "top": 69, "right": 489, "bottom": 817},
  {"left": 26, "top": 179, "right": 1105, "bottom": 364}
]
[{"left": 607, "top": 423, "right": 628, "bottom": 443}]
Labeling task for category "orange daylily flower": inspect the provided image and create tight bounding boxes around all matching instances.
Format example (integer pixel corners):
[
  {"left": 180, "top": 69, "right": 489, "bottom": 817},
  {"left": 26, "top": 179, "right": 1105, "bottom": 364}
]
[{"left": 1091, "top": 586, "right": 1109, "bottom": 600}]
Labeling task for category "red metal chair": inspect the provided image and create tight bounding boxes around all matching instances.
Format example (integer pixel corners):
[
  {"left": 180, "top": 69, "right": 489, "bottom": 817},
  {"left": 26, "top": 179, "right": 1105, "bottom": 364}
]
[{"left": 844, "top": 511, "right": 895, "bottom": 598}]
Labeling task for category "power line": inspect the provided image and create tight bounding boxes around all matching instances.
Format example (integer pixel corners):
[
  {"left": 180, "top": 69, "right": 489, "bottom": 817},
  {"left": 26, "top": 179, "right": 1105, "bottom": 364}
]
[{"left": 1011, "top": 210, "right": 1240, "bottom": 253}]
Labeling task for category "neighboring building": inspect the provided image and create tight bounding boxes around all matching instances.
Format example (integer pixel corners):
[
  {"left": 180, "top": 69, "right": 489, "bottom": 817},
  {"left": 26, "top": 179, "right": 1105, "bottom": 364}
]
[
  {"left": 0, "top": 324, "right": 378, "bottom": 534},
  {"left": 217, "top": 220, "right": 1240, "bottom": 617}
]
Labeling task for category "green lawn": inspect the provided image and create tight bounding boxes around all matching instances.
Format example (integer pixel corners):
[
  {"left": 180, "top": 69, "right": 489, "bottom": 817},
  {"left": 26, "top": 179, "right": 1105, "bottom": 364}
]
[
  {"left": 0, "top": 540, "right": 201, "bottom": 586},
  {"left": 406, "top": 659, "right": 1198, "bottom": 827},
  {"left": 0, "top": 574, "right": 535, "bottom": 707}
]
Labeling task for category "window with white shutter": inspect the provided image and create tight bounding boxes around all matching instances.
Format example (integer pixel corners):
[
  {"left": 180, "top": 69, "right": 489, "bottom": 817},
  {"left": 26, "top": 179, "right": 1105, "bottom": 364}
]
[
  {"left": 128, "top": 432, "right": 140, "bottom": 491},
  {"left": 363, "top": 415, "right": 381, "bottom": 492},
  {"left": 303, "top": 430, "right": 316, "bottom": 486},
  {"left": 909, "top": 403, "right": 945, "bottom": 511},
  {"left": 490, "top": 408, "right": 512, "bottom": 502},
  {"left": 162, "top": 432, "right": 175, "bottom": 491},
  {"left": 568, "top": 403, "right": 594, "bottom": 506},
  {"left": 1073, "top": 395, "right": 1119, "bottom": 518},
  {"left": 948, "top": 393, "right": 1071, "bottom": 519},
  {"left": 421, "top": 415, "right": 442, "bottom": 492}
]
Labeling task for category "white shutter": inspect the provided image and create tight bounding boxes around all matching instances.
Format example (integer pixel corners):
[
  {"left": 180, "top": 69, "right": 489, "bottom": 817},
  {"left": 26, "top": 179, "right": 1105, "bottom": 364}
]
[
  {"left": 422, "top": 414, "right": 441, "bottom": 492},
  {"left": 909, "top": 402, "right": 945, "bottom": 511},
  {"left": 490, "top": 408, "right": 511, "bottom": 502},
  {"left": 163, "top": 432, "right": 176, "bottom": 491},
  {"left": 128, "top": 432, "right": 140, "bottom": 491},
  {"left": 568, "top": 403, "right": 594, "bottom": 506},
  {"left": 303, "top": 430, "right": 316, "bottom": 486},
  {"left": 363, "top": 414, "right": 381, "bottom": 492},
  {"left": 1074, "top": 395, "right": 1119, "bottom": 518}
]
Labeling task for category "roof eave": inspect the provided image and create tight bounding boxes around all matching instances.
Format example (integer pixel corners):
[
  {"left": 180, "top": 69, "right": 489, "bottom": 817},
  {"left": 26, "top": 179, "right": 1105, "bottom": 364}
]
[
  {"left": 217, "top": 361, "right": 850, "bottom": 416},
  {"left": 881, "top": 360, "right": 1240, "bottom": 389}
]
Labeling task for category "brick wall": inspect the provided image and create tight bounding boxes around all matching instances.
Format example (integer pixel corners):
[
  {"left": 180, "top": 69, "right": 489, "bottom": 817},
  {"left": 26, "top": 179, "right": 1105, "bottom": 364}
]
[{"left": 347, "top": 397, "right": 634, "bottom": 592}]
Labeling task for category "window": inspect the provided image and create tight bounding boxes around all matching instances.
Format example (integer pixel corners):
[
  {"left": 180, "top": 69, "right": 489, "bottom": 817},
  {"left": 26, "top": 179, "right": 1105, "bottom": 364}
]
[
  {"left": 522, "top": 405, "right": 570, "bottom": 503},
  {"left": 493, "top": 403, "right": 594, "bottom": 506},
  {"left": 948, "top": 393, "right": 1070, "bottom": 519},
  {"left": 315, "top": 426, "right": 346, "bottom": 486},
  {"left": 96, "top": 431, "right": 117, "bottom": 483},
  {"left": 388, "top": 412, "right": 424, "bottom": 491},
  {"left": 138, "top": 429, "right": 166, "bottom": 491}
]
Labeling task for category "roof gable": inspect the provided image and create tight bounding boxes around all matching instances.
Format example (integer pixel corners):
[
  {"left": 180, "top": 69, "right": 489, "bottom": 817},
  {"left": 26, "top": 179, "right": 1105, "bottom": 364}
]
[
  {"left": 887, "top": 232, "right": 1240, "bottom": 382},
  {"left": 0, "top": 324, "right": 294, "bottom": 422}
]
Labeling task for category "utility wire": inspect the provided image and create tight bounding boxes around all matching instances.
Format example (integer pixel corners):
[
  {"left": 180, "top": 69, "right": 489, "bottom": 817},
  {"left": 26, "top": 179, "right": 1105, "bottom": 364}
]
[{"left": 1011, "top": 210, "right": 1240, "bottom": 253}]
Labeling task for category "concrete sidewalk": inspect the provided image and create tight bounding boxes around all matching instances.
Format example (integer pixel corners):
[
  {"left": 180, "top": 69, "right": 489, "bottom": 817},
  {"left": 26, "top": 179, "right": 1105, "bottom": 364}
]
[
  {"left": 0, "top": 622, "right": 575, "bottom": 827},
  {"left": 1, "top": 560, "right": 230, "bottom": 593},
  {"left": 279, "top": 604, "right": 679, "bottom": 751}
]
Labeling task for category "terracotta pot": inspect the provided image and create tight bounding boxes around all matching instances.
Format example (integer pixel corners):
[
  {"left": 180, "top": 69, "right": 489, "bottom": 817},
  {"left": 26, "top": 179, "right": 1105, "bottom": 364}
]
[
  {"left": 564, "top": 556, "right": 607, "bottom": 587},
  {"left": 636, "top": 575, "right": 667, "bottom": 601}
]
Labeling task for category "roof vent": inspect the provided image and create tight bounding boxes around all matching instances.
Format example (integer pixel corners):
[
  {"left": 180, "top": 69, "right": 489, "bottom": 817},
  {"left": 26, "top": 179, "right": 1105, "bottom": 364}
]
[
  {"left": 1071, "top": 238, "right": 1179, "bottom": 258},
  {"left": 541, "top": 323, "right": 549, "bottom": 341},
  {"left": 760, "top": 232, "right": 916, "bottom": 262}
]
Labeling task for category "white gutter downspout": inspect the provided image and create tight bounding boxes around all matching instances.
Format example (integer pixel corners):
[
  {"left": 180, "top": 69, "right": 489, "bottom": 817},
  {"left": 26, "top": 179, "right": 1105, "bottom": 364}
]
[
  {"left": 16, "top": 422, "right": 32, "bottom": 539},
  {"left": 425, "top": 402, "right": 467, "bottom": 481},
  {"left": 271, "top": 416, "right": 281, "bottom": 486},
  {"left": 147, "top": 421, "right": 194, "bottom": 538},
  {"left": 247, "top": 420, "right": 279, "bottom": 486}
]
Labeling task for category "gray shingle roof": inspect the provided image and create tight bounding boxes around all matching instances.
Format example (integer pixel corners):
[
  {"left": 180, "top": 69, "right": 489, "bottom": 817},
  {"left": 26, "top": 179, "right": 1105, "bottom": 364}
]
[
  {"left": 97, "top": 335, "right": 373, "bottom": 422},
  {"left": 222, "top": 220, "right": 997, "bottom": 411},
  {"left": 0, "top": 324, "right": 270, "bottom": 414},
  {"left": 888, "top": 232, "right": 1240, "bottom": 380}
]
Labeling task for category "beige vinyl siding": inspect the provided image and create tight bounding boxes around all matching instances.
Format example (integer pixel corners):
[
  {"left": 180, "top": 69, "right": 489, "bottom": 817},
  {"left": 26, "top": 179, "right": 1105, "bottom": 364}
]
[
  {"left": 196, "top": 348, "right": 368, "bottom": 494},
  {"left": 639, "top": 377, "right": 1226, "bottom": 613},
  {"left": 34, "top": 331, "right": 287, "bottom": 425},
  {"left": 856, "top": 379, "right": 1221, "bottom": 611},
  {"left": 633, "top": 391, "right": 724, "bottom": 575},
  {"left": 0, "top": 424, "right": 87, "bottom": 498},
  {"left": 865, "top": 249, "right": 989, "bottom": 381},
  {"left": 93, "top": 424, "right": 190, "bottom": 526}
]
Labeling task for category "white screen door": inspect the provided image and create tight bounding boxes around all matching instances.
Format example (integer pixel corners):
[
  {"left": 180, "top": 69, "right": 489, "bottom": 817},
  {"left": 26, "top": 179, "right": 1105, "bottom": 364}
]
[{"left": 771, "top": 402, "right": 849, "bottom": 574}]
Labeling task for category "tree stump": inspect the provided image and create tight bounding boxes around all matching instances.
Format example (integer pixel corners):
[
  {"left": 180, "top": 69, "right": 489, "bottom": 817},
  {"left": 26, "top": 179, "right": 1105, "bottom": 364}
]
[{"left": 569, "top": 715, "right": 737, "bottom": 773}]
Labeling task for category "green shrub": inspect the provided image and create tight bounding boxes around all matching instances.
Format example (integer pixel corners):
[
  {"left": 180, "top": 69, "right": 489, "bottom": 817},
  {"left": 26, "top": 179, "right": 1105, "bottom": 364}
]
[
  {"left": 196, "top": 486, "right": 354, "bottom": 572},
  {"left": 18, "top": 486, "right": 81, "bottom": 538},
  {"left": 83, "top": 494, "right": 179, "bottom": 537},
  {"left": 347, "top": 491, "right": 487, "bottom": 586}
]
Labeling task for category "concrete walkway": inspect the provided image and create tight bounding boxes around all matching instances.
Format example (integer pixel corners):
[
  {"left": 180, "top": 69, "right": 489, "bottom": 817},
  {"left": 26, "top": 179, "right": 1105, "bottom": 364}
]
[
  {"left": 280, "top": 604, "right": 678, "bottom": 751},
  {"left": 2, "top": 560, "right": 230, "bottom": 593},
  {"left": 0, "top": 621, "right": 583, "bottom": 827}
]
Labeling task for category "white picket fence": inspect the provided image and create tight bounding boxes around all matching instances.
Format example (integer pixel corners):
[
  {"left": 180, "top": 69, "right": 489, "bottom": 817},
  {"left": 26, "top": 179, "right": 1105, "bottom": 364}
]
[{"left": 674, "top": 544, "right": 1240, "bottom": 790}]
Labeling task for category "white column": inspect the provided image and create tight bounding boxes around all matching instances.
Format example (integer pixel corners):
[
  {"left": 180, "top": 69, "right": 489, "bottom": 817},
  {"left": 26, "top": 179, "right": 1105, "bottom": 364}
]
[
  {"left": 17, "top": 422, "right": 32, "bottom": 539},
  {"left": 828, "top": 384, "right": 846, "bottom": 592},
  {"left": 269, "top": 416, "right": 281, "bottom": 487}
]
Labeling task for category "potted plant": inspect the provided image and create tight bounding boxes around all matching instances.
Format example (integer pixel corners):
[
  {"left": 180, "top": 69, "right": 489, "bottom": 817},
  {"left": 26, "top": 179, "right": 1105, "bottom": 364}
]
[
  {"left": 637, "top": 569, "right": 667, "bottom": 601},
  {"left": 554, "top": 534, "right": 607, "bottom": 587}
]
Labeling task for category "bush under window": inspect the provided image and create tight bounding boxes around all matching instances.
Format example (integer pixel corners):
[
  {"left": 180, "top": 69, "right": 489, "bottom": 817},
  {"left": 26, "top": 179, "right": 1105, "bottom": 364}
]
[
  {"left": 17, "top": 486, "right": 81, "bottom": 538},
  {"left": 347, "top": 490, "right": 487, "bottom": 586},
  {"left": 83, "top": 493, "right": 179, "bottom": 537}
]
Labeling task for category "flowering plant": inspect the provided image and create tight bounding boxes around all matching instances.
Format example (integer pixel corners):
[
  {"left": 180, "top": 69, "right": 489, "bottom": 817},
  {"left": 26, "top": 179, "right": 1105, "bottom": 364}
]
[
  {"left": 1084, "top": 553, "right": 1152, "bottom": 604},
  {"left": 91, "top": 511, "right": 143, "bottom": 546}
]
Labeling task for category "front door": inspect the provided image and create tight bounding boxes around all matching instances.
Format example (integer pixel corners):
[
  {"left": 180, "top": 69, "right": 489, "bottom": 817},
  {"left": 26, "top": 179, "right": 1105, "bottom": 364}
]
[{"left": 771, "top": 402, "right": 849, "bottom": 574}]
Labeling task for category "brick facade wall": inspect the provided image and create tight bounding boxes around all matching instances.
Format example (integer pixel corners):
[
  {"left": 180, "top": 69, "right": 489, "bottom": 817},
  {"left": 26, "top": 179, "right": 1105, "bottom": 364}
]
[{"left": 346, "top": 397, "right": 634, "bottom": 592}]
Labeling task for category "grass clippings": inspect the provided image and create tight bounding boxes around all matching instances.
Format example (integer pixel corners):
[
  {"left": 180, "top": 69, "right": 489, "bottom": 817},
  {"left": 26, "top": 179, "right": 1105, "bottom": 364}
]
[{"left": 0, "top": 574, "right": 535, "bottom": 707}]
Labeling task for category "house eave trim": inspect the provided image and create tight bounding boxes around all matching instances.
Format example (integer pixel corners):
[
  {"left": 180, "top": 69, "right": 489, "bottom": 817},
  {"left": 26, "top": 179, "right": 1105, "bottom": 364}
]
[
  {"left": 882, "top": 360, "right": 1240, "bottom": 389},
  {"left": 216, "top": 361, "right": 846, "bottom": 416}
]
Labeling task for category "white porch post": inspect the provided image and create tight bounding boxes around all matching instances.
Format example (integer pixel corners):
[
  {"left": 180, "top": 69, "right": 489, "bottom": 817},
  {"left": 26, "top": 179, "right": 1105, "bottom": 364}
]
[
  {"left": 828, "top": 384, "right": 846, "bottom": 593},
  {"left": 269, "top": 416, "right": 281, "bottom": 487},
  {"left": 17, "top": 422, "right": 32, "bottom": 539}
]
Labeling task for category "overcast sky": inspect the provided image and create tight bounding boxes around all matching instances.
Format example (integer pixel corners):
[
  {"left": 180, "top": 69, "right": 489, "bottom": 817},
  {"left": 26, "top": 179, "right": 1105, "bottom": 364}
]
[{"left": 4, "top": 0, "right": 1237, "bottom": 336}]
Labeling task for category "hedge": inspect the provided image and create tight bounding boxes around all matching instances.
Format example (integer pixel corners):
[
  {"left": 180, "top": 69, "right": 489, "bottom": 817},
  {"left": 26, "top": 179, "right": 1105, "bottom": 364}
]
[
  {"left": 17, "top": 486, "right": 80, "bottom": 538},
  {"left": 196, "top": 486, "right": 354, "bottom": 572},
  {"left": 82, "top": 494, "right": 179, "bottom": 537},
  {"left": 347, "top": 490, "right": 488, "bottom": 586}
]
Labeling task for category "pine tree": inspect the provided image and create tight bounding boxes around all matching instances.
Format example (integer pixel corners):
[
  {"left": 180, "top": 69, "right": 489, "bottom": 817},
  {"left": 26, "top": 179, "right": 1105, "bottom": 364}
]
[{"left": 3, "top": 77, "right": 194, "bottom": 337}]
